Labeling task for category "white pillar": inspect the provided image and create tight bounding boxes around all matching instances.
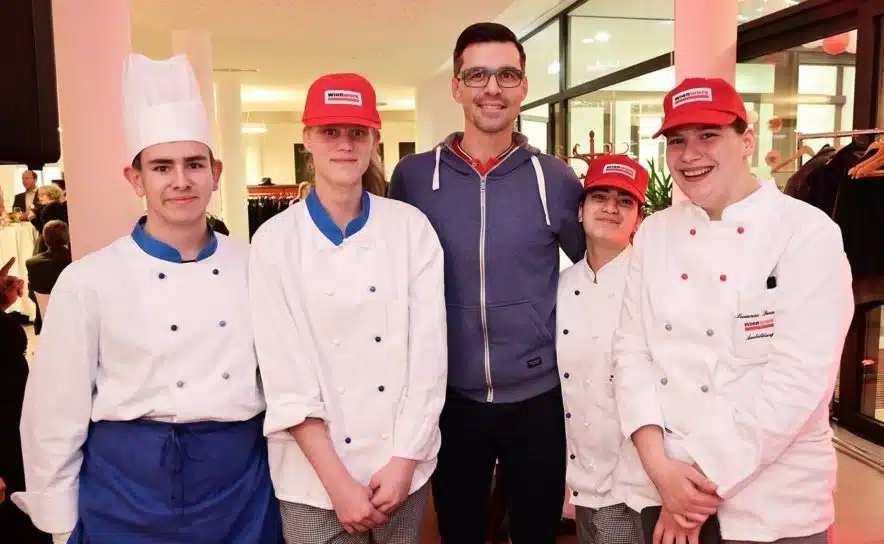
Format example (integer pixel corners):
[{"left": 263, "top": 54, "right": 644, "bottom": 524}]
[
  {"left": 52, "top": 0, "right": 142, "bottom": 260},
  {"left": 215, "top": 73, "right": 249, "bottom": 240},
  {"left": 416, "top": 70, "right": 463, "bottom": 152},
  {"left": 671, "top": 0, "right": 738, "bottom": 204},
  {"left": 674, "top": 0, "right": 738, "bottom": 85},
  {"left": 171, "top": 29, "right": 222, "bottom": 217},
  {"left": 245, "top": 135, "right": 264, "bottom": 185}
]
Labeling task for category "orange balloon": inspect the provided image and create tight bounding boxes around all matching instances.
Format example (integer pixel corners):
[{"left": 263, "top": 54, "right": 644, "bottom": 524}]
[{"left": 822, "top": 34, "right": 850, "bottom": 55}]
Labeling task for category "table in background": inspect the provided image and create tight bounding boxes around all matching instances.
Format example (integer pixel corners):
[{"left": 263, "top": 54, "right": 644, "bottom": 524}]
[{"left": 0, "top": 221, "right": 38, "bottom": 320}]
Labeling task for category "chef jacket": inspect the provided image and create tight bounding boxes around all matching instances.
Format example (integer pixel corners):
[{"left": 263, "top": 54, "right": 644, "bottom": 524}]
[
  {"left": 557, "top": 247, "right": 659, "bottom": 513},
  {"left": 613, "top": 181, "right": 853, "bottom": 541},
  {"left": 13, "top": 220, "right": 266, "bottom": 534},
  {"left": 248, "top": 192, "right": 448, "bottom": 510}
]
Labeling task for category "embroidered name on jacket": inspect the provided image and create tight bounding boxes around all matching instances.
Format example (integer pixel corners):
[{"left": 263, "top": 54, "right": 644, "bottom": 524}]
[
  {"left": 672, "top": 87, "right": 713, "bottom": 108},
  {"left": 738, "top": 310, "right": 775, "bottom": 340},
  {"left": 324, "top": 90, "right": 362, "bottom": 105}
]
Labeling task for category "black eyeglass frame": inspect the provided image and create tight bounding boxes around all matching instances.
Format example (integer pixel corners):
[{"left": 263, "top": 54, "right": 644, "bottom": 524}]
[{"left": 456, "top": 67, "right": 526, "bottom": 88}]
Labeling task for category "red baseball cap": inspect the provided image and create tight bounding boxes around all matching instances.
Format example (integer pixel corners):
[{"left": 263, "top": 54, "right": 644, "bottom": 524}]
[
  {"left": 653, "top": 77, "right": 748, "bottom": 138},
  {"left": 302, "top": 73, "right": 382, "bottom": 129},
  {"left": 583, "top": 154, "right": 648, "bottom": 205}
]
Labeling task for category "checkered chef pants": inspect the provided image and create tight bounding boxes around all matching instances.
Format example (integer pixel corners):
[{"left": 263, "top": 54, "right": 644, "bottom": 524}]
[
  {"left": 279, "top": 483, "right": 429, "bottom": 544},
  {"left": 576, "top": 503, "right": 646, "bottom": 544}
]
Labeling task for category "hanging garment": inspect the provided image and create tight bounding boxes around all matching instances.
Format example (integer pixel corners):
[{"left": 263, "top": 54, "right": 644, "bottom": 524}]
[{"left": 832, "top": 145, "right": 884, "bottom": 277}]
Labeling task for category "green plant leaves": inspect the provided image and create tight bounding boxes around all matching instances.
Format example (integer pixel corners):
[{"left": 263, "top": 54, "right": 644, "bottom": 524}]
[{"left": 644, "top": 158, "right": 672, "bottom": 214}]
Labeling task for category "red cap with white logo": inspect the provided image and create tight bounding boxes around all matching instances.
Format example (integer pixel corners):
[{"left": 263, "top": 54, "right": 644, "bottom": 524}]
[
  {"left": 583, "top": 154, "right": 648, "bottom": 205},
  {"left": 653, "top": 77, "right": 748, "bottom": 138},
  {"left": 302, "top": 73, "right": 382, "bottom": 129}
]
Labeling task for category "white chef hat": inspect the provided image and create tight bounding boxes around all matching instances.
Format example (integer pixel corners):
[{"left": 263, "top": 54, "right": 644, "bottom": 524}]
[{"left": 122, "top": 53, "right": 213, "bottom": 163}]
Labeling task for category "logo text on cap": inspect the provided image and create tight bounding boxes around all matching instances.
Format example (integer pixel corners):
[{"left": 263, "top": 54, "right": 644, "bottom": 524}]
[
  {"left": 672, "top": 87, "right": 713, "bottom": 109},
  {"left": 324, "top": 90, "right": 363, "bottom": 106},
  {"left": 602, "top": 163, "right": 637, "bottom": 179}
]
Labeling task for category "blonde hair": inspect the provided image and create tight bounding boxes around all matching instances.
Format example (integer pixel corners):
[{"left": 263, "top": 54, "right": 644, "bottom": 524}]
[
  {"left": 37, "top": 184, "right": 64, "bottom": 203},
  {"left": 305, "top": 127, "right": 388, "bottom": 197}
]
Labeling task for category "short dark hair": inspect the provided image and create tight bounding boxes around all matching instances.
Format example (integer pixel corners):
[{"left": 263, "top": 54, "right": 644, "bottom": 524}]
[
  {"left": 42, "top": 220, "right": 69, "bottom": 250},
  {"left": 453, "top": 22, "right": 526, "bottom": 75},
  {"left": 52, "top": 179, "right": 65, "bottom": 190}
]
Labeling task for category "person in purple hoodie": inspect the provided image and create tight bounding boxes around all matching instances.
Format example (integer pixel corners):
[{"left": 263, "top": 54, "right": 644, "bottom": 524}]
[{"left": 388, "top": 22, "right": 585, "bottom": 544}]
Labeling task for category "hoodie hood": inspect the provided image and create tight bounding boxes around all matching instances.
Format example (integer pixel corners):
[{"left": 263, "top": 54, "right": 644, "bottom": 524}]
[{"left": 429, "top": 131, "right": 550, "bottom": 225}]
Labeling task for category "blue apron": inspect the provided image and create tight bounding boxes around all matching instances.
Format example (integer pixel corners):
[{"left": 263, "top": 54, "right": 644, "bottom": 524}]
[{"left": 68, "top": 414, "right": 282, "bottom": 543}]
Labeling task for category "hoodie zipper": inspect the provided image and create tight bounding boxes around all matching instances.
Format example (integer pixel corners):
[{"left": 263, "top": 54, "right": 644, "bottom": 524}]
[{"left": 448, "top": 143, "right": 520, "bottom": 403}]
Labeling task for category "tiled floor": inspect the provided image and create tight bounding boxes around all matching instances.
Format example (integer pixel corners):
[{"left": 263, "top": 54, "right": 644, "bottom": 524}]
[{"left": 22, "top": 326, "right": 884, "bottom": 543}]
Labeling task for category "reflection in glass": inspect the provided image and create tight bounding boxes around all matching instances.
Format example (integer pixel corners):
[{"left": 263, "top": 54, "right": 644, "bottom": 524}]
[
  {"left": 861, "top": 306, "right": 884, "bottom": 423},
  {"left": 522, "top": 21, "right": 560, "bottom": 104},
  {"left": 564, "top": 31, "right": 856, "bottom": 187}
]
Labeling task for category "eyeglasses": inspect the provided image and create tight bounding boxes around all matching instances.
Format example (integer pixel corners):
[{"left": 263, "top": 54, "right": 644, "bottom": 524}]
[{"left": 457, "top": 67, "right": 525, "bottom": 88}]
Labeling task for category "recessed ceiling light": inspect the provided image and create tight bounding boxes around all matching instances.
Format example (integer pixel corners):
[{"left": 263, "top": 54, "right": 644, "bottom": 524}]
[
  {"left": 595, "top": 31, "right": 610, "bottom": 42},
  {"left": 548, "top": 61, "right": 561, "bottom": 75},
  {"left": 582, "top": 37, "right": 595, "bottom": 43}
]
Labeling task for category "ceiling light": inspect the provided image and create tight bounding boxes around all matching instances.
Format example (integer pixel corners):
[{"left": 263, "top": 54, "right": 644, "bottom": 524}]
[
  {"left": 595, "top": 31, "right": 610, "bottom": 42},
  {"left": 582, "top": 37, "right": 595, "bottom": 44},
  {"left": 548, "top": 61, "right": 560, "bottom": 75},
  {"left": 241, "top": 123, "right": 267, "bottom": 135}
]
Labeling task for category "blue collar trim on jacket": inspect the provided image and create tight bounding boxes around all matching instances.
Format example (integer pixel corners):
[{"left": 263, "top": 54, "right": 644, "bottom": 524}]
[
  {"left": 306, "top": 189, "right": 371, "bottom": 246},
  {"left": 130, "top": 216, "right": 218, "bottom": 263}
]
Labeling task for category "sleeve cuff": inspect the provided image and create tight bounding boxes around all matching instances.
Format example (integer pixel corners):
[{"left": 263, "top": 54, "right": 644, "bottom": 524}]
[
  {"left": 11, "top": 489, "right": 78, "bottom": 534},
  {"left": 263, "top": 401, "right": 326, "bottom": 436},
  {"left": 620, "top": 413, "right": 665, "bottom": 442},
  {"left": 681, "top": 432, "right": 751, "bottom": 499},
  {"left": 393, "top": 417, "right": 441, "bottom": 461}
]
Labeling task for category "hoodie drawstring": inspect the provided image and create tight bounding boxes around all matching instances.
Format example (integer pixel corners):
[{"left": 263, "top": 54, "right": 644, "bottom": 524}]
[
  {"left": 433, "top": 146, "right": 551, "bottom": 227},
  {"left": 432, "top": 146, "right": 442, "bottom": 191},
  {"left": 531, "top": 156, "right": 551, "bottom": 226}
]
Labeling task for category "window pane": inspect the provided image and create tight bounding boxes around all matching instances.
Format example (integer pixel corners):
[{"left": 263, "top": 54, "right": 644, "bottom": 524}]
[
  {"left": 798, "top": 65, "right": 838, "bottom": 95},
  {"left": 746, "top": 33, "right": 856, "bottom": 185},
  {"left": 567, "top": 0, "right": 673, "bottom": 88},
  {"left": 567, "top": 66, "right": 671, "bottom": 180},
  {"left": 519, "top": 105, "right": 549, "bottom": 153},
  {"left": 522, "top": 21, "right": 559, "bottom": 104},
  {"left": 737, "top": 0, "right": 812, "bottom": 24},
  {"left": 860, "top": 306, "right": 884, "bottom": 424}
]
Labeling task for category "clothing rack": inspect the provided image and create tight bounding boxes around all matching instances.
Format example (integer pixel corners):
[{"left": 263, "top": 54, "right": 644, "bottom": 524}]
[
  {"left": 246, "top": 184, "right": 301, "bottom": 199},
  {"left": 794, "top": 128, "right": 884, "bottom": 167}
]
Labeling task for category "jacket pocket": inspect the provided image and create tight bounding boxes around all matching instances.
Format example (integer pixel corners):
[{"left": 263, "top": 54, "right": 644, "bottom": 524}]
[
  {"left": 445, "top": 304, "right": 488, "bottom": 390},
  {"left": 732, "top": 290, "right": 776, "bottom": 362},
  {"left": 485, "top": 301, "right": 555, "bottom": 385},
  {"left": 487, "top": 300, "right": 553, "bottom": 346}
]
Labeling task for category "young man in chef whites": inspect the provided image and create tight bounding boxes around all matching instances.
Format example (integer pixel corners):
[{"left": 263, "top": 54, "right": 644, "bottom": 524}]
[
  {"left": 614, "top": 77, "right": 853, "bottom": 544},
  {"left": 12, "top": 54, "right": 282, "bottom": 543},
  {"left": 249, "top": 73, "right": 447, "bottom": 543},
  {"left": 558, "top": 154, "right": 658, "bottom": 544}
]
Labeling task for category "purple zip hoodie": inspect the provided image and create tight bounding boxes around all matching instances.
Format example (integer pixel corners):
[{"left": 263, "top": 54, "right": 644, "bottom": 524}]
[{"left": 388, "top": 132, "right": 585, "bottom": 403}]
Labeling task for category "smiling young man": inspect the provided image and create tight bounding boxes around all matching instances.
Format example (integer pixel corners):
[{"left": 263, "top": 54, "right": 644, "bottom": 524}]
[
  {"left": 557, "top": 155, "right": 658, "bottom": 544},
  {"left": 613, "top": 77, "right": 853, "bottom": 544},
  {"left": 12, "top": 54, "right": 281, "bottom": 544},
  {"left": 389, "top": 22, "right": 585, "bottom": 544}
]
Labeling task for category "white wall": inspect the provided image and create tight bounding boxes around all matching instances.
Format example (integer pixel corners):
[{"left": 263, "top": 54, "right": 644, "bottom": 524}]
[{"left": 416, "top": 71, "right": 463, "bottom": 153}]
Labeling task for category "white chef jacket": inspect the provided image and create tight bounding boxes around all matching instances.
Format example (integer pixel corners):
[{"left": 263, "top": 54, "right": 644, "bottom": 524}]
[
  {"left": 12, "top": 227, "right": 266, "bottom": 534},
  {"left": 557, "top": 247, "right": 658, "bottom": 513},
  {"left": 614, "top": 181, "right": 853, "bottom": 541},
  {"left": 248, "top": 192, "right": 448, "bottom": 510}
]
